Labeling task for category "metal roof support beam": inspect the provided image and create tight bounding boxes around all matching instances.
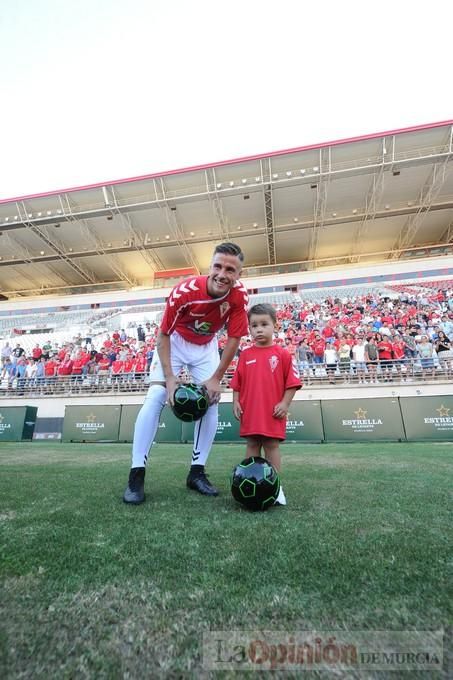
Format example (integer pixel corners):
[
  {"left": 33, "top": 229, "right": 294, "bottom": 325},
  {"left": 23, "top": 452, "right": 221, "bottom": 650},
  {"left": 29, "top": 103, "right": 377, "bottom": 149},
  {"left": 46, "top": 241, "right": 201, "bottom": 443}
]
[
  {"left": 102, "top": 185, "right": 115, "bottom": 209},
  {"left": 350, "top": 141, "right": 386, "bottom": 263},
  {"left": 389, "top": 154, "right": 453, "bottom": 258},
  {"left": 439, "top": 218, "right": 453, "bottom": 244},
  {"left": 16, "top": 200, "right": 98, "bottom": 284},
  {"left": 307, "top": 148, "right": 330, "bottom": 266},
  {"left": 2, "top": 145, "right": 451, "bottom": 232},
  {"left": 262, "top": 158, "right": 276, "bottom": 265},
  {"left": 1, "top": 234, "right": 49, "bottom": 290},
  {"left": 205, "top": 169, "right": 230, "bottom": 241},
  {"left": 110, "top": 188, "right": 166, "bottom": 271},
  {"left": 118, "top": 211, "right": 166, "bottom": 271},
  {"left": 59, "top": 194, "right": 137, "bottom": 285},
  {"left": 78, "top": 218, "right": 138, "bottom": 286},
  {"left": 157, "top": 179, "right": 201, "bottom": 272},
  {"left": 3, "top": 233, "right": 70, "bottom": 286}
]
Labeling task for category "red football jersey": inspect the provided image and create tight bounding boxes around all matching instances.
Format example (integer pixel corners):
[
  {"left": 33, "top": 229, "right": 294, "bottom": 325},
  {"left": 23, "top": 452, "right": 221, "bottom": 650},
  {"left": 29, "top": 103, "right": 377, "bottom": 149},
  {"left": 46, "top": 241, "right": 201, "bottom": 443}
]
[
  {"left": 230, "top": 344, "right": 302, "bottom": 440},
  {"left": 134, "top": 356, "right": 146, "bottom": 372},
  {"left": 123, "top": 359, "right": 135, "bottom": 373},
  {"left": 58, "top": 359, "right": 73, "bottom": 375},
  {"left": 71, "top": 359, "right": 84, "bottom": 374},
  {"left": 111, "top": 360, "right": 124, "bottom": 374},
  {"left": 160, "top": 275, "right": 249, "bottom": 345},
  {"left": 377, "top": 340, "right": 393, "bottom": 360},
  {"left": 44, "top": 360, "right": 57, "bottom": 377}
]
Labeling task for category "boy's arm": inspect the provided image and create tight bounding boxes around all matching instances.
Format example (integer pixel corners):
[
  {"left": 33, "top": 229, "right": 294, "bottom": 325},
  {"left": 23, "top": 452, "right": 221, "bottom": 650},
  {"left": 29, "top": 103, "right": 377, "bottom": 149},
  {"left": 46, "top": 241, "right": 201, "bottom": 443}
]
[
  {"left": 273, "top": 387, "right": 299, "bottom": 419},
  {"left": 232, "top": 390, "right": 242, "bottom": 420}
]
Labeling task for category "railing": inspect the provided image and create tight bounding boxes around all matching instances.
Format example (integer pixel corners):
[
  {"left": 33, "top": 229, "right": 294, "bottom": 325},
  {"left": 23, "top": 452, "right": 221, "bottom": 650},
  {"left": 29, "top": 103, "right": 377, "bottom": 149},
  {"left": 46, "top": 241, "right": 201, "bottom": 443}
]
[{"left": 1, "top": 358, "right": 452, "bottom": 398}]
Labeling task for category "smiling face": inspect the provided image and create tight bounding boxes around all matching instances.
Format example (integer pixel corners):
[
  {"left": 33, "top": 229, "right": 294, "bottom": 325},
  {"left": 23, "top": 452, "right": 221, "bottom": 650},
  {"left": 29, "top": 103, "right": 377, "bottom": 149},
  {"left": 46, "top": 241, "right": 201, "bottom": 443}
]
[{"left": 206, "top": 252, "right": 242, "bottom": 298}]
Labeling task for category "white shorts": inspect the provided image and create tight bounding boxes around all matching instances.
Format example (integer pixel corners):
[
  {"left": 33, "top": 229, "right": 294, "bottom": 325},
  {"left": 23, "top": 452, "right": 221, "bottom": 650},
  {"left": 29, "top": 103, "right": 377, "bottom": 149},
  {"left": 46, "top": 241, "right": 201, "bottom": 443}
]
[{"left": 148, "top": 331, "right": 220, "bottom": 387}]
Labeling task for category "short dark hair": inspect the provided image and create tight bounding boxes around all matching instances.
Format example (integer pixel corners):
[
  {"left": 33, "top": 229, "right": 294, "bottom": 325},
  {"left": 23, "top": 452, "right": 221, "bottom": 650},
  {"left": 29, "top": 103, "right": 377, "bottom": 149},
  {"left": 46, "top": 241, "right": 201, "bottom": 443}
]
[
  {"left": 248, "top": 303, "right": 277, "bottom": 324},
  {"left": 214, "top": 242, "right": 244, "bottom": 263}
]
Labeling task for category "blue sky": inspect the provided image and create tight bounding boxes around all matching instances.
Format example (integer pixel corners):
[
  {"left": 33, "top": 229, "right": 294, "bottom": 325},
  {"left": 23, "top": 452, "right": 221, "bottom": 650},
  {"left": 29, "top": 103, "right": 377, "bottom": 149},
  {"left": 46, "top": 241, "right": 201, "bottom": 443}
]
[{"left": 1, "top": 0, "right": 451, "bottom": 200}]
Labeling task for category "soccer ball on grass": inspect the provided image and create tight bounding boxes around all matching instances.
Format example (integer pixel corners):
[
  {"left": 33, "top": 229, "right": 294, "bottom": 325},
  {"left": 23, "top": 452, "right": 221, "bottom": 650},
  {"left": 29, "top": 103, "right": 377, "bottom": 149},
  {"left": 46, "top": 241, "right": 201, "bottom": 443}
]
[{"left": 231, "top": 456, "right": 280, "bottom": 511}]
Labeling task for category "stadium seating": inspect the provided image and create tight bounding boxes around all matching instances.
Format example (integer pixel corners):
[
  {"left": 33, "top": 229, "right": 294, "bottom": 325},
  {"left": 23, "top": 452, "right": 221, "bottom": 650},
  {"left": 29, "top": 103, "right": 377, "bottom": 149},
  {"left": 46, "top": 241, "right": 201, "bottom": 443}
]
[{"left": 1, "top": 279, "right": 452, "bottom": 399}]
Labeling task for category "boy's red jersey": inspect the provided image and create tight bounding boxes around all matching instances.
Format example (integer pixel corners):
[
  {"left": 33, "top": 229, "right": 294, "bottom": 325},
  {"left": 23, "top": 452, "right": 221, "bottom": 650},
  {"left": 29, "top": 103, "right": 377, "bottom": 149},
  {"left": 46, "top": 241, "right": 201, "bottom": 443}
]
[{"left": 230, "top": 344, "right": 301, "bottom": 440}]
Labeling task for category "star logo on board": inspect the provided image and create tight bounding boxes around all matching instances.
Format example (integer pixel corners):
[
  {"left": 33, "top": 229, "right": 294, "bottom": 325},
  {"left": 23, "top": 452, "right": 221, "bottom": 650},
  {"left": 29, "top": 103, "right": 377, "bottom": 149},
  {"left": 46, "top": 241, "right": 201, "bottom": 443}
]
[
  {"left": 354, "top": 407, "right": 368, "bottom": 419},
  {"left": 436, "top": 404, "right": 450, "bottom": 417},
  {"left": 86, "top": 413, "right": 97, "bottom": 423}
]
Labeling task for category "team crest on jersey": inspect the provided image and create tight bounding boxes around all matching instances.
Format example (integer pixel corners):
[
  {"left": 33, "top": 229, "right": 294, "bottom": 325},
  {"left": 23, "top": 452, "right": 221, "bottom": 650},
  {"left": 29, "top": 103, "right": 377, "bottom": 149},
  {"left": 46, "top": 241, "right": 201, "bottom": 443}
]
[
  {"left": 269, "top": 355, "right": 279, "bottom": 372},
  {"left": 219, "top": 302, "right": 230, "bottom": 318}
]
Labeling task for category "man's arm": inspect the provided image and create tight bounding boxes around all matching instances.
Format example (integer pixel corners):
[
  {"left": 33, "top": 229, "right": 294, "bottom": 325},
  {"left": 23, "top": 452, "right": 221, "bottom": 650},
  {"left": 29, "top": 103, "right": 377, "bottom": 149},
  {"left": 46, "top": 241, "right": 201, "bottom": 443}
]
[
  {"left": 203, "top": 336, "right": 240, "bottom": 403},
  {"left": 156, "top": 329, "right": 179, "bottom": 404}
]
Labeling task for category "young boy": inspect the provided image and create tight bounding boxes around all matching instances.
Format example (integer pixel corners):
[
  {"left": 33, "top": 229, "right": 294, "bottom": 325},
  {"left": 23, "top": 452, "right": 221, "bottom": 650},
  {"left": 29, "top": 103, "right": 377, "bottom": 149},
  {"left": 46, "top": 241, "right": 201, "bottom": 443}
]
[{"left": 230, "top": 303, "right": 302, "bottom": 506}]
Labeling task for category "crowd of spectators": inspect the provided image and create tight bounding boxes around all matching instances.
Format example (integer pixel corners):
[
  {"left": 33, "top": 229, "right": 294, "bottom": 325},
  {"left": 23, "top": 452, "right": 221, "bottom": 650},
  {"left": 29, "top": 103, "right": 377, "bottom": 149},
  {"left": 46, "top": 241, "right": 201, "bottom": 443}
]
[
  {"left": 0, "top": 322, "right": 158, "bottom": 395},
  {"left": 221, "top": 285, "right": 453, "bottom": 385},
  {"left": 1, "top": 286, "right": 453, "bottom": 395}
]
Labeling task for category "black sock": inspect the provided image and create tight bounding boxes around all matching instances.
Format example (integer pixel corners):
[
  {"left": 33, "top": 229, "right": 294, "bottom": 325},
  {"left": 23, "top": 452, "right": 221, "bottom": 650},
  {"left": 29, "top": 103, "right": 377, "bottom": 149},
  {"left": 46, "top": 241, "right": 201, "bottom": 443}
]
[{"left": 190, "top": 464, "right": 204, "bottom": 475}]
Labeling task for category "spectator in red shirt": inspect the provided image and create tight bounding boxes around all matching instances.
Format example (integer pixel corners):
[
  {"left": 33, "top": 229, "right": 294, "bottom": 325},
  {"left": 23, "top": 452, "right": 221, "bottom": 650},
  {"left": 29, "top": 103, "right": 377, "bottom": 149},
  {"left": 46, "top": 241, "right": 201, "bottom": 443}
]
[
  {"left": 32, "top": 344, "right": 42, "bottom": 361},
  {"left": 97, "top": 352, "right": 111, "bottom": 388},
  {"left": 391, "top": 335, "right": 406, "bottom": 380},
  {"left": 71, "top": 350, "right": 85, "bottom": 388},
  {"left": 376, "top": 332, "right": 394, "bottom": 382},
  {"left": 56, "top": 355, "right": 73, "bottom": 392},
  {"left": 134, "top": 352, "right": 147, "bottom": 386},
  {"left": 44, "top": 357, "right": 58, "bottom": 392},
  {"left": 322, "top": 324, "right": 335, "bottom": 339},
  {"left": 58, "top": 355, "right": 73, "bottom": 376},
  {"left": 311, "top": 334, "right": 326, "bottom": 364},
  {"left": 111, "top": 358, "right": 124, "bottom": 389},
  {"left": 123, "top": 353, "right": 135, "bottom": 389}
]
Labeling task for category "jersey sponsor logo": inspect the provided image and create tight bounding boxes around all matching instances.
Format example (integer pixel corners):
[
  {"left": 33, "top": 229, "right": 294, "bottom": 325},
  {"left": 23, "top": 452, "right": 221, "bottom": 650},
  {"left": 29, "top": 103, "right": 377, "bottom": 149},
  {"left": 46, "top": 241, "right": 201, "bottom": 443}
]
[
  {"left": 269, "top": 355, "right": 279, "bottom": 372},
  {"left": 245, "top": 359, "right": 256, "bottom": 365},
  {"left": 193, "top": 319, "right": 212, "bottom": 334},
  {"left": 189, "top": 312, "right": 205, "bottom": 317}
]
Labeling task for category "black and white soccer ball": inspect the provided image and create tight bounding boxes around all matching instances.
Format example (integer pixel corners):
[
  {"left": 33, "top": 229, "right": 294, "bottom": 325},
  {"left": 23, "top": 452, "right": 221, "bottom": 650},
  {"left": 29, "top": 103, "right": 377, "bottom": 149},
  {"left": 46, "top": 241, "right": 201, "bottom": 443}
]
[
  {"left": 231, "top": 456, "right": 280, "bottom": 511},
  {"left": 171, "top": 383, "right": 209, "bottom": 422}
]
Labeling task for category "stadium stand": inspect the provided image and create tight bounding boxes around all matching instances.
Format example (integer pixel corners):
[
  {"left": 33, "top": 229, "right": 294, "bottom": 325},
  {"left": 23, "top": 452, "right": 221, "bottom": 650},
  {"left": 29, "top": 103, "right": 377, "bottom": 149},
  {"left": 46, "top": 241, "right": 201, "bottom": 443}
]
[
  {"left": 1, "top": 121, "right": 452, "bottom": 406},
  {"left": 2, "top": 275, "right": 452, "bottom": 398}
]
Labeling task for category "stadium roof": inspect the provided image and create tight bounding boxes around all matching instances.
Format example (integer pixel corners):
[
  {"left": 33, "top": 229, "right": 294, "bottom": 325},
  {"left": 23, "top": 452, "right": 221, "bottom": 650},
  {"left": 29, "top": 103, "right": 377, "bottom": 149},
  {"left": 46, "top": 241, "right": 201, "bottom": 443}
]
[{"left": 0, "top": 120, "right": 452, "bottom": 299}]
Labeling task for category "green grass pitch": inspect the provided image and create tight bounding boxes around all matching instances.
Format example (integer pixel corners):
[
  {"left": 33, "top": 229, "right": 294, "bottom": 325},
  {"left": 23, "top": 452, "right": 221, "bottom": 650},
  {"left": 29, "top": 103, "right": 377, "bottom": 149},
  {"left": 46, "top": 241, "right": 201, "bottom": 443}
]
[{"left": 0, "top": 441, "right": 452, "bottom": 678}]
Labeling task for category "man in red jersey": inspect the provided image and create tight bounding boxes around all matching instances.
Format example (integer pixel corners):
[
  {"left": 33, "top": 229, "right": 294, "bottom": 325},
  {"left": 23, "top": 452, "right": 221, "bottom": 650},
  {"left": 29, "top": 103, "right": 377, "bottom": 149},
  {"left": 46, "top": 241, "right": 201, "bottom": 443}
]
[{"left": 123, "top": 242, "right": 248, "bottom": 504}]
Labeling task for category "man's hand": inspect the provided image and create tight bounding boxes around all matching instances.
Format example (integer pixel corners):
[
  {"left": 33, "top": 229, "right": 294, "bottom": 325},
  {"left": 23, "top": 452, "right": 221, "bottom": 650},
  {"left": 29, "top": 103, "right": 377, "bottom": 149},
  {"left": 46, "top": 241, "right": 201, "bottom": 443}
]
[
  {"left": 202, "top": 376, "right": 222, "bottom": 405},
  {"left": 165, "top": 375, "right": 180, "bottom": 406}
]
